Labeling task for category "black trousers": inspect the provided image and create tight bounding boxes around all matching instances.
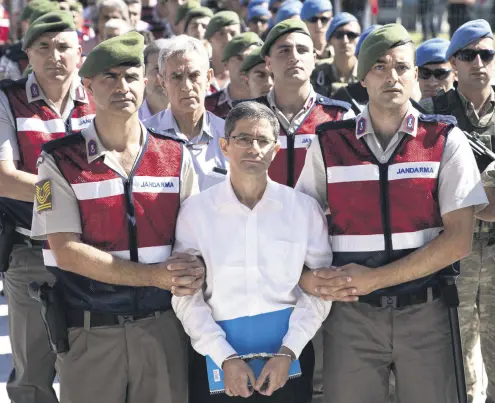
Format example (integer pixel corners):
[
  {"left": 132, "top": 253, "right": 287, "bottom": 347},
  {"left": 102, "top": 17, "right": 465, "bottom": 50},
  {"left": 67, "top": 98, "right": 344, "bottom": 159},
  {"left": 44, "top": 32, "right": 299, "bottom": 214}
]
[
  {"left": 189, "top": 342, "right": 315, "bottom": 403},
  {"left": 448, "top": 3, "right": 474, "bottom": 38}
]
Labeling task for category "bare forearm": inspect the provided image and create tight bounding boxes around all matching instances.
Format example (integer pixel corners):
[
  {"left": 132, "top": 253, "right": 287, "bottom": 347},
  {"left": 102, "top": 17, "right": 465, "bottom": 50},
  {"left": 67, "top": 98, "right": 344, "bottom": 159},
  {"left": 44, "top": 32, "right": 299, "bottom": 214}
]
[
  {"left": 0, "top": 169, "right": 37, "bottom": 202},
  {"left": 373, "top": 225, "right": 472, "bottom": 290},
  {"left": 475, "top": 187, "right": 495, "bottom": 221},
  {"left": 50, "top": 237, "right": 158, "bottom": 288}
]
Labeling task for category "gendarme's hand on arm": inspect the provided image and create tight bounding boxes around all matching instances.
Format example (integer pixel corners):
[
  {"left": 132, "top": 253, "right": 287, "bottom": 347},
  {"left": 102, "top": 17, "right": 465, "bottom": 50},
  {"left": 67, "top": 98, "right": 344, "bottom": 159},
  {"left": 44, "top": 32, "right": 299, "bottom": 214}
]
[{"left": 299, "top": 266, "right": 358, "bottom": 302}]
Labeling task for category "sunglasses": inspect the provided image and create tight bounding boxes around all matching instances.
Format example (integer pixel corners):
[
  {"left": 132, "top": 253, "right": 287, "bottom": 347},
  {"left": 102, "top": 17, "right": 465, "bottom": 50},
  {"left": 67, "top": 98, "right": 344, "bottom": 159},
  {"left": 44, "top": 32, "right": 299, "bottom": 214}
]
[
  {"left": 418, "top": 67, "right": 452, "bottom": 80},
  {"left": 249, "top": 17, "right": 269, "bottom": 24},
  {"left": 333, "top": 30, "right": 360, "bottom": 40},
  {"left": 308, "top": 16, "right": 330, "bottom": 24},
  {"left": 455, "top": 49, "right": 495, "bottom": 63}
]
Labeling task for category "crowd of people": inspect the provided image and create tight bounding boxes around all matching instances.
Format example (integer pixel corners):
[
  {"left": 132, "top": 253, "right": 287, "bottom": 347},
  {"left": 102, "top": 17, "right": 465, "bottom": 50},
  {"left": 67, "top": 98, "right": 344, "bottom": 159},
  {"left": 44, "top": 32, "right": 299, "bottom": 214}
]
[{"left": 0, "top": 0, "right": 493, "bottom": 403}]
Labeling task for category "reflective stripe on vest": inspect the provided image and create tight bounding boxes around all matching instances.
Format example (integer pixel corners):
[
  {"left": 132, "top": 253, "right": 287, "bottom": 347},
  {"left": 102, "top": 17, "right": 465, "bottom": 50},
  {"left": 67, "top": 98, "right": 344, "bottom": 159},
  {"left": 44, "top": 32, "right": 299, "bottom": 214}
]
[
  {"left": 44, "top": 131, "right": 182, "bottom": 313},
  {"left": 319, "top": 118, "right": 450, "bottom": 290},
  {"left": 5, "top": 81, "right": 95, "bottom": 174},
  {"left": 269, "top": 103, "right": 345, "bottom": 188}
]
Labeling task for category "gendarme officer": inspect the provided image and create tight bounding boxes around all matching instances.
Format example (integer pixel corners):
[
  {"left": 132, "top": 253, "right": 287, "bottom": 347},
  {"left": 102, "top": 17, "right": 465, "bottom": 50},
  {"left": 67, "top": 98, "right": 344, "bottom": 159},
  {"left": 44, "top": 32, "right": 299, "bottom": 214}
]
[
  {"left": 296, "top": 24, "right": 488, "bottom": 403},
  {"left": 31, "top": 32, "right": 203, "bottom": 403},
  {"left": 0, "top": 11, "right": 95, "bottom": 403},
  {"left": 420, "top": 19, "right": 495, "bottom": 403}
]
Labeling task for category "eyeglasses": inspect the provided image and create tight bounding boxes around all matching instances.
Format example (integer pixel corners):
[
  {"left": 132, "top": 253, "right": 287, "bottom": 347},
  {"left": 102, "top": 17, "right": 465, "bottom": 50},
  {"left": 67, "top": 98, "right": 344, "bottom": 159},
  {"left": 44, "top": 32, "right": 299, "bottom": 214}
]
[
  {"left": 333, "top": 30, "right": 360, "bottom": 40},
  {"left": 455, "top": 49, "right": 495, "bottom": 63},
  {"left": 308, "top": 16, "right": 331, "bottom": 24},
  {"left": 229, "top": 135, "right": 277, "bottom": 149},
  {"left": 418, "top": 67, "right": 452, "bottom": 80}
]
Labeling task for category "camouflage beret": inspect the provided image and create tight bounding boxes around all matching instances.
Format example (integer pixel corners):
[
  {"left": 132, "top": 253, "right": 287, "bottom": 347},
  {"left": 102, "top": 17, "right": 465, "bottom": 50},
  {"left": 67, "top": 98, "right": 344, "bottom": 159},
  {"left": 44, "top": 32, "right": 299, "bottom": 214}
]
[
  {"left": 23, "top": 10, "right": 75, "bottom": 50},
  {"left": 222, "top": 32, "right": 263, "bottom": 62},
  {"left": 357, "top": 23, "right": 412, "bottom": 81},
  {"left": 205, "top": 11, "right": 240, "bottom": 40},
  {"left": 260, "top": 19, "right": 310, "bottom": 58},
  {"left": 79, "top": 31, "right": 144, "bottom": 77}
]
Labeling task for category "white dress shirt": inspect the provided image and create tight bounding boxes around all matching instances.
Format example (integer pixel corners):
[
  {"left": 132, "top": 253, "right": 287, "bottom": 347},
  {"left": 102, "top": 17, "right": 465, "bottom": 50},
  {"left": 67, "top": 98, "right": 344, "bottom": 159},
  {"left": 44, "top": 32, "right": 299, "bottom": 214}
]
[
  {"left": 143, "top": 108, "right": 228, "bottom": 190},
  {"left": 172, "top": 178, "right": 333, "bottom": 368}
]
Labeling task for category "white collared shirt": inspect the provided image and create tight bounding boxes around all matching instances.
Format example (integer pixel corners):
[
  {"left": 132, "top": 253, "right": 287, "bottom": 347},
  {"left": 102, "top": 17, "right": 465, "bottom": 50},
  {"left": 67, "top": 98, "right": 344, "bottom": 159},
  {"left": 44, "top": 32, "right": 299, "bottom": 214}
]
[
  {"left": 143, "top": 108, "right": 228, "bottom": 191},
  {"left": 0, "top": 72, "right": 90, "bottom": 161},
  {"left": 296, "top": 102, "right": 488, "bottom": 216},
  {"left": 172, "top": 178, "right": 333, "bottom": 368}
]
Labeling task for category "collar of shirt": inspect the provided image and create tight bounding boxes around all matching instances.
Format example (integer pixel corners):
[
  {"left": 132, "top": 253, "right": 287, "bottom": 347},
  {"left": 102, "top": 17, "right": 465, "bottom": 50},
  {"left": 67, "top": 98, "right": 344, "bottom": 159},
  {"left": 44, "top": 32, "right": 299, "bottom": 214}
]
[
  {"left": 214, "top": 176, "right": 284, "bottom": 212},
  {"left": 138, "top": 99, "right": 153, "bottom": 121},
  {"left": 457, "top": 87, "right": 495, "bottom": 120},
  {"left": 217, "top": 86, "right": 233, "bottom": 107},
  {"left": 160, "top": 107, "right": 213, "bottom": 144},
  {"left": 83, "top": 120, "right": 148, "bottom": 167},
  {"left": 209, "top": 77, "right": 230, "bottom": 93},
  {"left": 355, "top": 102, "right": 420, "bottom": 140},
  {"left": 26, "top": 72, "right": 89, "bottom": 105}
]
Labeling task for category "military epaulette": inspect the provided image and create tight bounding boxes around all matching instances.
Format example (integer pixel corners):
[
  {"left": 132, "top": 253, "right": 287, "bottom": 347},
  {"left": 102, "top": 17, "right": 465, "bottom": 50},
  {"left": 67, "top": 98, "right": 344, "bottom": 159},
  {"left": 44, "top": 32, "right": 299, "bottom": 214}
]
[
  {"left": 0, "top": 76, "right": 27, "bottom": 90},
  {"left": 419, "top": 113, "right": 458, "bottom": 126},
  {"left": 315, "top": 95, "right": 351, "bottom": 111},
  {"left": 147, "top": 127, "right": 187, "bottom": 144},
  {"left": 316, "top": 118, "right": 356, "bottom": 134},
  {"left": 42, "top": 134, "right": 85, "bottom": 153}
]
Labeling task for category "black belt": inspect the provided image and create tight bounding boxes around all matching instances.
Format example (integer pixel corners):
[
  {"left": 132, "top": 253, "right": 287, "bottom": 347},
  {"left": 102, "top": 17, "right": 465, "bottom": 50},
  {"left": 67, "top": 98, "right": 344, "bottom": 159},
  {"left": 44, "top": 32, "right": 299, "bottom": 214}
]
[
  {"left": 66, "top": 309, "right": 163, "bottom": 328},
  {"left": 13, "top": 232, "right": 44, "bottom": 247},
  {"left": 359, "top": 285, "right": 442, "bottom": 309}
]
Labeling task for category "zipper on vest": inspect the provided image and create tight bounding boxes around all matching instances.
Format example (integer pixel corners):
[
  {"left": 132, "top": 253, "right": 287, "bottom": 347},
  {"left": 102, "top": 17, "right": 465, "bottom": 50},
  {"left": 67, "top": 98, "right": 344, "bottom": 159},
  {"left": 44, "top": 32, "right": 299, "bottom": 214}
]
[
  {"left": 378, "top": 164, "right": 392, "bottom": 261},
  {"left": 123, "top": 179, "right": 139, "bottom": 314},
  {"left": 287, "top": 132, "right": 295, "bottom": 187}
]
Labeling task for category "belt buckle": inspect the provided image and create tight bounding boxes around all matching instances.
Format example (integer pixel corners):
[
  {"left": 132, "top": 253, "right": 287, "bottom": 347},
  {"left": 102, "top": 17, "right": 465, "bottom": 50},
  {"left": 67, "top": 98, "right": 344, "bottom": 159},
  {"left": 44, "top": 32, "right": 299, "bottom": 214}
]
[
  {"left": 117, "top": 315, "right": 134, "bottom": 325},
  {"left": 381, "top": 295, "right": 398, "bottom": 308}
]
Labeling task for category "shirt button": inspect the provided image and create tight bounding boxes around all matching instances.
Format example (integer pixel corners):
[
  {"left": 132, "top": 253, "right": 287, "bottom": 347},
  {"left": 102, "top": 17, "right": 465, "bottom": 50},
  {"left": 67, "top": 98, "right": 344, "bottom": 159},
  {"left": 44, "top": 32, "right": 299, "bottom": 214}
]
[
  {"left": 387, "top": 297, "right": 394, "bottom": 305},
  {"left": 380, "top": 156, "right": 386, "bottom": 163}
]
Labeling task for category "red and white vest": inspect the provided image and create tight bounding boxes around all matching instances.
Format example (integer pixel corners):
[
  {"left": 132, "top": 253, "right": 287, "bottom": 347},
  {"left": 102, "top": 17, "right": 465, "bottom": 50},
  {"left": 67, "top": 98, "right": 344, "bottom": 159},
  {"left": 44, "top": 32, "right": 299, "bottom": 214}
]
[
  {"left": 318, "top": 115, "right": 455, "bottom": 294},
  {"left": 263, "top": 96, "right": 350, "bottom": 187},
  {"left": 43, "top": 130, "right": 183, "bottom": 314},
  {"left": 0, "top": 7, "right": 9, "bottom": 44},
  {"left": 2, "top": 77, "right": 96, "bottom": 174}
]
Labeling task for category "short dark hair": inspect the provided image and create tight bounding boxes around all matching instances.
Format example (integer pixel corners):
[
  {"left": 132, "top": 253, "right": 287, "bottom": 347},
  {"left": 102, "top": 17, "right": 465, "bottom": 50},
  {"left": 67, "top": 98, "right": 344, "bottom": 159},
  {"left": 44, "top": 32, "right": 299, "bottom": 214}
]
[{"left": 225, "top": 101, "right": 280, "bottom": 140}]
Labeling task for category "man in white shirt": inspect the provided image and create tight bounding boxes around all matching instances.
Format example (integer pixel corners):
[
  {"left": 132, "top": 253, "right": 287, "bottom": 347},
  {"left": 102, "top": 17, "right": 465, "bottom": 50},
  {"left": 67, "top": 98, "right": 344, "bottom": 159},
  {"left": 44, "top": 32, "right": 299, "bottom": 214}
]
[{"left": 172, "top": 101, "right": 332, "bottom": 403}]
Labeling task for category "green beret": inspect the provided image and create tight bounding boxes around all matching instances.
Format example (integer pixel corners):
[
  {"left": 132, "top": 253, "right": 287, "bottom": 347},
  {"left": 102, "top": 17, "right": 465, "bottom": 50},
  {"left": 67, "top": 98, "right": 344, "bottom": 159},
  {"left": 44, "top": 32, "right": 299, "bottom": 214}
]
[
  {"left": 28, "top": 1, "right": 61, "bottom": 24},
  {"left": 222, "top": 32, "right": 263, "bottom": 62},
  {"left": 20, "top": 0, "right": 50, "bottom": 22},
  {"left": 79, "top": 31, "right": 144, "bottom": 78},
  {"left": 23, "top": 10, "right": 75, "bottom": 51},
  {"left": 260, "top": 19, "right": 310, "bottom": 58},
  {"left": 240, "top": 46, "right": 264, "bottom": 73},
  {"left": 69, "top": 2, "right": 84, "bottom": 13},
  {"left": 174, "top": 0, "right": 200, "bottom": 25},
  {"left": 205, "top": 11, "right": 240, "bottom": 40},
  {"left": 184, "top": 7, "right": 213, "bottom": 33},
  {"left": 357, "top": 23, "right": 412, "bottom": 81}
]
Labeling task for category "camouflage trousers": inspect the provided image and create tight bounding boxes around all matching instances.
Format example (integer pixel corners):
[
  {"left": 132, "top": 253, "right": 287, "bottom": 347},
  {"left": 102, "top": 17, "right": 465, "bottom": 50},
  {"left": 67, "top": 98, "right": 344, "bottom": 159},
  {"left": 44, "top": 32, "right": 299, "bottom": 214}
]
[{"left": 459, "top": 235, "right": 495, "bottom": 402}]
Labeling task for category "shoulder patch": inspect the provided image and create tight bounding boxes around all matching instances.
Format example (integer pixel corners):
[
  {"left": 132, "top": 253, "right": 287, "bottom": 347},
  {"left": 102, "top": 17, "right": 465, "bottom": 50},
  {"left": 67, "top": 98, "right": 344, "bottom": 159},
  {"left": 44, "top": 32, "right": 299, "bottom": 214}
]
[
  {"left": 315, "top": 95, "right": 351, "bottom": 111},
  {"left": 316, "top": 118, "right": 356, "bottom": 135},
  {"left": 418, "top": 113, "right": 458, "bottom": 126},
  {"left": 35, "top": 180, "right": 52, "bottom": 213},
  {"left": 147, "top": 127, "right": 187, "bottom": 144},
  {"left": 42, "top": 134, "right": 85, "bottom": 154}
]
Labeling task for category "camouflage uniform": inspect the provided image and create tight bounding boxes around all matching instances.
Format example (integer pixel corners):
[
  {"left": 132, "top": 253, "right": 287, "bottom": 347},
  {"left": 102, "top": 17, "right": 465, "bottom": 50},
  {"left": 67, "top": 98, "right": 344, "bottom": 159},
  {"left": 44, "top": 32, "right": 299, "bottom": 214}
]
[
  {"left": 315, "top": 44, "right": 334, "bottom": 66},
  {"left": 421, "top": 89, "right": 495, "bottom": 403},
  {"left": 310, "top": 61, "right": 358, "bottom": 98}
]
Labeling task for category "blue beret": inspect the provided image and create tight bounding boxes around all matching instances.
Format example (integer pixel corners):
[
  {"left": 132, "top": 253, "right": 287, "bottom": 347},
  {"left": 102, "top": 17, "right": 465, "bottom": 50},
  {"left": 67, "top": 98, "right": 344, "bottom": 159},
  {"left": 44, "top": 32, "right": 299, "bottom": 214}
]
[
  {"left": 326, "top": 12, "right": 358, "bottom": 41},
  {"left": 247, "top": 0, "right": 268, "bottom": 8},
  {"left": 446, "top": 19, "right": 493, "bottom": 59},
  {"left": 248, "top": 5, "right": 271, "bottom": 20},
  {"left": 416, "top": 38, "right": 450, "bottom": 66},
  {"left": 355, "top": 24, "right": 381, "bottom": 55},
  {"left": 275, "top": 1, "right": 303, "bottom": 24},
  {"left": 300, "top": 0, "right": 332, "bottom": 21}
]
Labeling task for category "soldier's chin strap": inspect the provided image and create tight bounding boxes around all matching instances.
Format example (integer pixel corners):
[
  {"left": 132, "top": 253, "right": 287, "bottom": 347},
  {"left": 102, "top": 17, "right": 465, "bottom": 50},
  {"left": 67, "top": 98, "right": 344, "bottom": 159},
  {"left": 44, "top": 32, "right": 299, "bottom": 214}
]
[{"left": 439, "top": 271, "right": 468, "bottom": 403}]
